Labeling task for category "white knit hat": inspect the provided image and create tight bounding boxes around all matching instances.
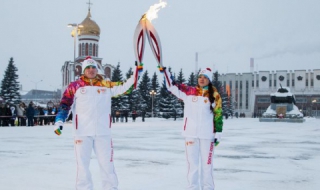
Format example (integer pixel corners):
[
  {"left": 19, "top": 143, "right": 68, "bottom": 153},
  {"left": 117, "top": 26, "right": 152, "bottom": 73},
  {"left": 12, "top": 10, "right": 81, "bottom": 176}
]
[
  {"left": 199, "top": 68, "right": 213, "bottom": 80},
  {"left": 82, "top": 56, "right": 98, "bottom": 74}
]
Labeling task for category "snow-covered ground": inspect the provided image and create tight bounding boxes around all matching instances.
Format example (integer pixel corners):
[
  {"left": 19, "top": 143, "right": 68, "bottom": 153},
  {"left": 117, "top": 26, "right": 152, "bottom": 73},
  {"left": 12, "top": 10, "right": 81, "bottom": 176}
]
[{"left": 1, "top": 118, "right": 319, "bottom": 190}]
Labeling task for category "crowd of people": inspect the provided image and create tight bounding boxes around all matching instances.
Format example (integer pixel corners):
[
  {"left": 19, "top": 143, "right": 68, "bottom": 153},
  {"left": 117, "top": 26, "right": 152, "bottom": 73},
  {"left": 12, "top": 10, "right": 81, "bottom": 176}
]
[
  {"left": 110, "top": 109, "right": 146, "bottom": 123},
  {"left": 0, "top": 101, "right": 58, "bottom": 127}
]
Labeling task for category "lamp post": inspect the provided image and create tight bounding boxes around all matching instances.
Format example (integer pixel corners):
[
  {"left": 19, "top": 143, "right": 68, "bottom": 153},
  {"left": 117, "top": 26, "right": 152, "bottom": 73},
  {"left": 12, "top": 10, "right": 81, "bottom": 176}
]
[
  {"left": 312, "top": 99, "right": 317, "bottom": 117},
  {"left": 149, "top": 90, "right": 156, "bottom": 117},
  {"left": 67, "top": 23, "right": 83, "bottom": 82},
  {"left": 31, "top": 80, "right": 43, "bottom": 104}
]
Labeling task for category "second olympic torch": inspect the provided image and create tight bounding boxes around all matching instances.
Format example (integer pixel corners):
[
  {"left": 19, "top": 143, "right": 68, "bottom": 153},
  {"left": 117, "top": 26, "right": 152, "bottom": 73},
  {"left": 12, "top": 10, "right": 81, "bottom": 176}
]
[{"left": 133, "top": 1, "right": 171, "bottom": 87}]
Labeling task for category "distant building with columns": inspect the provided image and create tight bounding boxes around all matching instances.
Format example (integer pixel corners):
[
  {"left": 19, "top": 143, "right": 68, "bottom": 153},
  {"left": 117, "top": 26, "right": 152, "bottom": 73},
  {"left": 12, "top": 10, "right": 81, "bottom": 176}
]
[
  {"left": 219, "top": 59, "right": 320, "bottom": 117},
  {"left": 61, "top": 8, "right": 115, "bottom": 93}
]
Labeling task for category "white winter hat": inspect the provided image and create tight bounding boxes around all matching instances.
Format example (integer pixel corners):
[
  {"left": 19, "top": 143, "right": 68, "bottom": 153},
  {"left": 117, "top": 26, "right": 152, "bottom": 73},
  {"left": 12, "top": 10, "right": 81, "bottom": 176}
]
[
  {"left": 199, "top": 68, "right": 213, "bottom": 80},
  {"left": 82, "top": 56, "right": 98, "bottom": 74}
]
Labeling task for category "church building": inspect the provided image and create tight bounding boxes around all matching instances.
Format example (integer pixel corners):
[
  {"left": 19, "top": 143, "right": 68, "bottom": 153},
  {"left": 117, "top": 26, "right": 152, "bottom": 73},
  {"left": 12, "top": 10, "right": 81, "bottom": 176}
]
[{"left": 61, "top": 7, "right": 115, "bottom": 93}]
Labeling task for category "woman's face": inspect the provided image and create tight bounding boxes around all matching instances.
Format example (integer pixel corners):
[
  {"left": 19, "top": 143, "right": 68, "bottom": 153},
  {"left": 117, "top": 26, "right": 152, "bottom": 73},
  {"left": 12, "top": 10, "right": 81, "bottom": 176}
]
[
  {"left": 198, "top": 75, "right": 210, "bottom": 87},
  {"left": 84, "top": 66, "right": 98, "bottom": 79}
]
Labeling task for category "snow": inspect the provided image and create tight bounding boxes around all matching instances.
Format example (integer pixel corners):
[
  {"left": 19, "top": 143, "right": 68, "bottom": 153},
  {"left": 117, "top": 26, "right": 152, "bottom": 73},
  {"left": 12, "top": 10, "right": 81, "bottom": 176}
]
[{"left": 1, "top": 118, "right": 320, "bottom": 190}]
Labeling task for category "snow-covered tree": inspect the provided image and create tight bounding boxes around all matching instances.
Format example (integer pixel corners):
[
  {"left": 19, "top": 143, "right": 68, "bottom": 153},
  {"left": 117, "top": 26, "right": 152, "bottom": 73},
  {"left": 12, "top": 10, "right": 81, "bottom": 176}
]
[
  {"left": 137, "top": 71, "right": 151, "bottom": 113},
  {"left": 150, "top": 72, "right": 160, "bottom": 116},
  {"left": 187, "top": 72, "right": 197, "bottom": 87},
  {"left": 0, "top": 57, "right": 21, "bottom": 104},
  {"left": 176, "top": 68, "right": 186, "bottom": 84},
  {"left": 111, "top": 62, "right": 124, "bottom": 110},
  {"left": 121, "top": 67, "right": 134, "bottom": 111},
  {"left": 158, "top": 68, "right": 182, "bottom": 119}
]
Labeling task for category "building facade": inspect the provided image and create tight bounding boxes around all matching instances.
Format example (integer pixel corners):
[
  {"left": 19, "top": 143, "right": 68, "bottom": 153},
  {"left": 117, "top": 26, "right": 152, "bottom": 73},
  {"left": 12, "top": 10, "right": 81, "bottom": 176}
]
[{"left": 220, "top": 69, "right": 320, "bottom": 117}]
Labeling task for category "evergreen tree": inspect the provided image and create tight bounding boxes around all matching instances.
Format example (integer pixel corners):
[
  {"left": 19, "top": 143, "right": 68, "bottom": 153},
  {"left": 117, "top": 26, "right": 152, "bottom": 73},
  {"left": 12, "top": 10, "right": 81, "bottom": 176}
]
[
  {"left": 122, "top": 67, "right": 134, "bottom": 111},
  {"left": 174, "top": 68, "right": 185, "bottom": 115},
  {"left": 212, "top": 71, "right": 223, "bottom": 94},
  {"left": 0, "top": 57, "right": 21, "bottom": 104},
  {"left": 137, "top": 70, "right": 151, "bottom": 113},
  {"left": 212, "top": 71, "right": 232, "bottom": 117},
  {"left": 158, "top": 68, "right": 180, "bottom": 119},
  {"left": 111, "top": 62, "right": 124, "bottom": 111},
  {"left": 151, "top": 72, "right": 160, "bottom": 116},
  {"left": 187, "top": 72, "right": 197, "bottom": 86},
  {"left": 176, "top": 68, "right": 186, "bottom": 84}
]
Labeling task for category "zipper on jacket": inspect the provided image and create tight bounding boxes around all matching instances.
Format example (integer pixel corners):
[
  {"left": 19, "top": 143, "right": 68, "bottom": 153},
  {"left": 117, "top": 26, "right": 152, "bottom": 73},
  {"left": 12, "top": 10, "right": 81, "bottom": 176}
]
[
  {"left": 184, "top": 118, "right": 188, "bottom": 130},
  {"left": 109, "top": 114, "right": 112, "bottom": 128}
]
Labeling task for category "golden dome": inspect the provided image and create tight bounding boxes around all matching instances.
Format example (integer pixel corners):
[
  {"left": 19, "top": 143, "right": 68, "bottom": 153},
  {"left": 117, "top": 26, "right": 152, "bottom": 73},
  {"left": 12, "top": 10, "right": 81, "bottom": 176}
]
[{"left": 79, "top": 10, "right": 100, "bottom": 36}]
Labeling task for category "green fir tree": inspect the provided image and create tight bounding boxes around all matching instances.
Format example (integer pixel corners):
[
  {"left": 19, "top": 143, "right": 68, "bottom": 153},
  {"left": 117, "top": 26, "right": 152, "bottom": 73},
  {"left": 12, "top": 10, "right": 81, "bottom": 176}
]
[
  {"left": 111, "top": 62, "right": 124, "bottom": 111},
  {"left": 0, "top": 57, "right": 21, "bottom": 104}
]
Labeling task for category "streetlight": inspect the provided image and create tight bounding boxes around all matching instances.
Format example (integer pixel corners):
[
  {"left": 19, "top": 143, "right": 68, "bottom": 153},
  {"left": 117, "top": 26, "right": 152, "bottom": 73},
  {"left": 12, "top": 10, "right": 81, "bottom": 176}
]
[
  {"left": 312, "top": 99, "right": 317, "bottom": 117},
  {"left": 149, "top": 90, "right": 156, "bottom": 117},
  {"left": 67, "top": 23, "right": 83, "bottom": 82},
  {"left": 31, "top": 80, "right": 43, "bottom": 104}
]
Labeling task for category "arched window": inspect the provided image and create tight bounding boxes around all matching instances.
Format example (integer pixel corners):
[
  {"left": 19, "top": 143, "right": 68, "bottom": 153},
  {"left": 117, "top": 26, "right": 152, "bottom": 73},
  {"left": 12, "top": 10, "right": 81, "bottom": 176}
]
[
  {"left": 78, "top": 44, "right": 81, "bottom": 56},
  {"left": 93, "top": 44, "right": 96, "bottom": 56},
  {"left": 105, "top": 67, "right": 111, "bottom": 79},
  {"left": 96, "top": 45, "right": 98, "bottom": 57},
  {"left": 85, "top": 43, "right": 88, "bottom": 55},
  {"left": 89, "top": 43, "right": 93, "bottom": 56},
  {"left": 82, "top": 43, "right": 85, "bottom": 56}
]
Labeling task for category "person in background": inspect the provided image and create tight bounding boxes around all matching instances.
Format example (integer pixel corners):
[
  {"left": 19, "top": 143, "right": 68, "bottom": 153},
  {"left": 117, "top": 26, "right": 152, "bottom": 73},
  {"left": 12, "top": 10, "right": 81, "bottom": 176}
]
[
  {"left": 17, "top": 102, "right": 27, "bottom": 126},
  {"left": 132, "top": 110, "right": 137, "bottom": 122},
  {"left": 141, "top": 109, "right": 146, "bottom": 122},
  {"left": 33, "top": 106, "right": 39, "bottom": 126},
  {"left": 26, "top": 102, "right": 35, "bottom": 127},
  {"left": 38, "top": 106, "right": 44, "bottom": 125},
  {"left": 161, "top": 67, "right": 223, "bottom": 190},
  {"left": 123, "top": 110, "right": 128, "bottom": 122},
  {"left": 53, "top": 57, "right": 143, "bottom": 190}
]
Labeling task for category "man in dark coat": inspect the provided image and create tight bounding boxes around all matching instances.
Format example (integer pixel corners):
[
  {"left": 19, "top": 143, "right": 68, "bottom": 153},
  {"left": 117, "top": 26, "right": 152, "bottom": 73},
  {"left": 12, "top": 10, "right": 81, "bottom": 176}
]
[{"left": 26, "top": 102, "right": 35, "bottom": 127}]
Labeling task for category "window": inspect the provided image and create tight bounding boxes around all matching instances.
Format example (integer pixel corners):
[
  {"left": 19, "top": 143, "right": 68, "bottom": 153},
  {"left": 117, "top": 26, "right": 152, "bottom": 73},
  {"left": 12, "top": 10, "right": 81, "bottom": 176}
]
[
  {"left": 82, "top": 43, "right": 85, "bottom": 56},
  {"left": 89, "top": 43, "right": 93, "bottom": 56},
  {"left": 245, "top": 81, "right": 249, "bottom": 109}
]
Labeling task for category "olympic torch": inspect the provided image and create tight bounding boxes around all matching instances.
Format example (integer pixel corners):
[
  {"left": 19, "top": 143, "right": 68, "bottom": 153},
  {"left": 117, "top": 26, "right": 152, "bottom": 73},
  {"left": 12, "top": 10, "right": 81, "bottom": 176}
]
[{"left": 133, "top": 1, "right": 171, "bottom": 87}]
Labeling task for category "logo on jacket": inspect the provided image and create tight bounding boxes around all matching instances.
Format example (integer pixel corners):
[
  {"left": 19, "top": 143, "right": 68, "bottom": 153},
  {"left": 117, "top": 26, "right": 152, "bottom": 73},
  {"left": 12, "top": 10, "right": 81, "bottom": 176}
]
[
  {"left": 97, "top": 89, "right": 106, "bottom": 94},
  {"left": 80, "top": 88, "right": 87, "bottom": 94},
  {"left": 75, "top": 140, "right": 83, "bottom": 145},
  {"left": 204, "top": 99, "right": 208, "bottom": 103},
  {"left": 186, "top": 141, "right": 195, "bottom": 146},
  {"left": 192, "top": 97, "right": 198, "bottom": 102}
]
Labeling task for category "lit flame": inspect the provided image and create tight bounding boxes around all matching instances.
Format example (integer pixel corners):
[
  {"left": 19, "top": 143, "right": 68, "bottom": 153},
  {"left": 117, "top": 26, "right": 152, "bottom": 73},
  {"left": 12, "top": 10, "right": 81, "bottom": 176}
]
[{"left": 146, "top": 0, "right": 167, "bottom": 21}]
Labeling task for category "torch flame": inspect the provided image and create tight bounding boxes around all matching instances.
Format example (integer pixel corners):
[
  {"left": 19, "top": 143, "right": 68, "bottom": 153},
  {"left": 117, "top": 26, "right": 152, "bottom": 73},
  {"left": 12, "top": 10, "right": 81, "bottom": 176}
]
[{"left": 146, "top": 0, "right": 167, "bottom": 21}]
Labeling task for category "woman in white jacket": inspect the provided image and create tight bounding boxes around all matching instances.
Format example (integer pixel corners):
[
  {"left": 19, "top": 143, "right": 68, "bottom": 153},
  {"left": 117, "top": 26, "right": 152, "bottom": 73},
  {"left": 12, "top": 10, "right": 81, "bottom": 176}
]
[{"left": 162, "top": 67, "right": 223, "bottom": 190}]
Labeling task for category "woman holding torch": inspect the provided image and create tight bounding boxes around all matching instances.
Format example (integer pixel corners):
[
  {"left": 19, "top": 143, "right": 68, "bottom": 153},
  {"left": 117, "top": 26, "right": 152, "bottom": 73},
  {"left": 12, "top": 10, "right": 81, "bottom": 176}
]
[{"left": 161, "top": 67, "right": 223, "bottom": 190}]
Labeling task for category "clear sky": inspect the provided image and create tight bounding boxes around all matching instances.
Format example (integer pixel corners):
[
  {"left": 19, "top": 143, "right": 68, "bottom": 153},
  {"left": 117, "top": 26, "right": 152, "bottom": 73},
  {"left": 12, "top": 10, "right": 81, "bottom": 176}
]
[{"left": 1, "top": 0, "right": 319, "bottom": 91}]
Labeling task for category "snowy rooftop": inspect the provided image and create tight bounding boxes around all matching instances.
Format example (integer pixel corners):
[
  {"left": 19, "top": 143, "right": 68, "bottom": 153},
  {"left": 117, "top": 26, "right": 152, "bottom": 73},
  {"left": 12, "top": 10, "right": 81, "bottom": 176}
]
[{"left": 0, "top": 118, "right": 319, "bottom": 190}]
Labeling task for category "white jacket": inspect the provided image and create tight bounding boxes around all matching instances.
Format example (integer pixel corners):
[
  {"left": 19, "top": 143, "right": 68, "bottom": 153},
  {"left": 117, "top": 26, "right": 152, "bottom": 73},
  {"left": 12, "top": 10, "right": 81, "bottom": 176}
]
[
  {"left": 168, "top": 85, "right": 215, "bottom": 140},
  {"left": 58, "top": 73, "right": 137, "bottom": 137}
]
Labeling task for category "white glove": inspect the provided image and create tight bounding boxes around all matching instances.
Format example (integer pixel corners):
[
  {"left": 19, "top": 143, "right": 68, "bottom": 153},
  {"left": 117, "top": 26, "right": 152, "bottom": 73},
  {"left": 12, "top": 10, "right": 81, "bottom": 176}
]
[
  {"left": 211, "top": 102, "right": 216, "bottom": 108},
  {"left": 214, "top": 132, "right": 222, "bottom": 146},
  {"left": 54, "top": 121, "right": 64, "bottom": 136}
]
